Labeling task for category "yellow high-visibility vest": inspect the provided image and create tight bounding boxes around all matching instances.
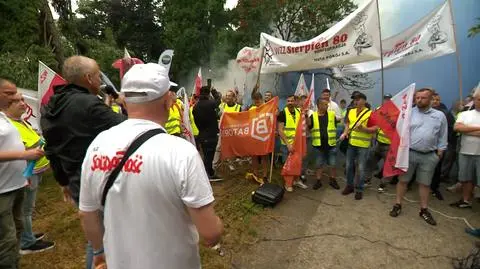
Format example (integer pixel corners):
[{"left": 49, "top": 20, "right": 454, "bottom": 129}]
[
  {"left": 111, "top": 104, "right": 121, "bottom": 114},
  {"left": 221, "top": 103, "right": 241, "bottom": 112},
  {"left": 189, "top": 106, "right": 199, "bottom": 136},
  {"left": 165, "top": 99, "right": 183, "bottom": 135},
  {"left": 282, "top": 108, "right": 300, "bottom": 145},
  {"left": 311, "top": 111, "right": 337, "bottom": 147},
  {"left": 249, "top": 105, "right": 257, "bottom": 111},
  {"left": 348, "top": 108, "right": 372, "bottom": 148},
  {"left": 8, "top": 119, "right": 49, "bottom": 173},
  {"left": 376, "top": 129, "right": 391, "bottom": 144}
]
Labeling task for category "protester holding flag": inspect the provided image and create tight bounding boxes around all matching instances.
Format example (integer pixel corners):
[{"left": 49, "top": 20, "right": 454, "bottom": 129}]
[
  {"left": 389, "top": 88, "right": 447, "bottom": 226},
  {"left": 4, "top": 93, "right": 56, "bottom": 254},
  {"left": 278, "top": 95, "right": 308, "bottom": 191},
  {"left": 307, "top": 99, "right": 340, "bottom": 190},
  {"left": 247, "top": 92, "right": 268, "bottom": 184},
  {"left": 40, "top": 56, "right": 126, "bottom": 269},
  {"left": 264, "top": 91, "right": 273, "bottom": 103},
  {"left": 340, "top": 92, "right": 376, "bottom": 200},
  {"left": 165, "top": 92, "right": 183, "bottom": 136},
  {"left": 219, "top": 90, "right": 242, "bottom": 113}
]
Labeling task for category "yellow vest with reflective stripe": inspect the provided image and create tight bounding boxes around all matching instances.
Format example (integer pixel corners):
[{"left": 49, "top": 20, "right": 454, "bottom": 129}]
[
  {"left": 282, "top": 108, "right": 300, "bottom": 145},
  {"left": 311, "top": 111, "right": 337, "bottom": 147},
  {"left": 189, "top": 106, "right": 199, "bottom": 136},
  {"left": 8, "top": 119, "right": 49, "bottom": 173},
  {"left": 221, "top": 103, "right": 241, "bottom": 113},
  {"left": 249, "top": 105, "right": 257, "bottom": 111},
  {"left": 376, "top": 129, "right": 391, "bottom": 144},
  {"left": 165, "top": 100, "right": 183, "bottom": 135},
  {"left": 348, "top": 108, "right": 372, "bottom": 148}
]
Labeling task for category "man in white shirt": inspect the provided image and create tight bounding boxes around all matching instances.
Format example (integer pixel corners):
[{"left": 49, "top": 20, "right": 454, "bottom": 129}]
[
  {"left": 79, "top": 64, "right": 223, "bottom": 269},
  {"left": 449, "top": 89, "right": 480, "bottom": 210},
  {"left": 0, "top": 78, "right": 44, "bottom": 268},
  {"left": 321, "top": 89, "right": 343, "bottom": 121}
]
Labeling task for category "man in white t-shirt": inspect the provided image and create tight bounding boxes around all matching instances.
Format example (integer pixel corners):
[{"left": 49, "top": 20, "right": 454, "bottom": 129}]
[
  {"left": 449, "top": 90, "right": 480, "bottom": 210},
  {"left": 0, "top": 78, "right": 44, "bottom": 268},
  {"left": 79, "top": 64, "right": 223, "bottom": 269},
  {"left": 321, "top": 89, "right": 343, "bottom": 121}
]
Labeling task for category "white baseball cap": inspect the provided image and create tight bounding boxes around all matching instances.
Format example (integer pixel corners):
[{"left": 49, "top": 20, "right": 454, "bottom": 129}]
[{"left": 121, "top": 63, "right": 177, "bottom": 103}]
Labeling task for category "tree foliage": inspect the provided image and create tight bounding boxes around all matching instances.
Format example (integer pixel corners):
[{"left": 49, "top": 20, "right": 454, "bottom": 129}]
[
  {"left": 0, "top": 0, "right": 368, "bottom": 90},
  {"left": 468, "top": 18, "right": 480, "bottom": 38}
]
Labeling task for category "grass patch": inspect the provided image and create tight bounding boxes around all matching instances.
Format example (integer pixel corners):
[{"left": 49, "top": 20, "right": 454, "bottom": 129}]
[{"left": 21, "top": 164, "right": 283, "bottom": 268}]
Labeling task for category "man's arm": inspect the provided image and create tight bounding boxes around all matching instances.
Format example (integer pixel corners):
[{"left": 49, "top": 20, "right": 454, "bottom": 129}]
[
  {"left": 437, "top": 115, "right": 448, "bottom": 154},
  {"left": 187, "top": 204, "right": 223, "bottom": 247},
  {"left": 454, "top": 122, "right": 480, "bottom": 133},
  {"left": 79, "top": 210, "right": 105, "bottom": 267},
  {"left": 0, "top": 148, "right": 44, "bottom": 162},
  {"left": 88, "top": 99, "right": 126, "bottom": 134}
]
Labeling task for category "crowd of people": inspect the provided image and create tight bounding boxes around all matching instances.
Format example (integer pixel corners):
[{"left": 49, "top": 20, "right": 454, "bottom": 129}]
[{"left": 0, "top": 54, "right": 478, "bottom": 268}]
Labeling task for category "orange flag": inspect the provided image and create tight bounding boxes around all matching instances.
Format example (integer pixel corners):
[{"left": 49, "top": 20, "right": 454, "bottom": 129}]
[
  {"left": 281, "top": 88, "right": 313, "bottom": 176},
  {"left": 220, "top": 97, "right": 278, "bottom": 159}
]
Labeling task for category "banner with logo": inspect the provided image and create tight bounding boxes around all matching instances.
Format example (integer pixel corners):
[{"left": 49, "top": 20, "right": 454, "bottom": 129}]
[
  {"left": 38, "top": 61, "right": 66, "bottom": 106},
  {"left": 259, "top": 0, "right": 380, "bottom": 74},
  {"left": 158, "top": 49, "right": 174, "bottom": 73},
  {"left": 236, "top": 47, "right": 262, "bottom": 73},
  {"left": 220, "top": 97, "right": 278, "bottom": 159},
  {"left": 339, "top": 1, "right": 455, "bottom": 74},
  {"left": 17, "top": 88, "right": 40, "bottom": 131}
]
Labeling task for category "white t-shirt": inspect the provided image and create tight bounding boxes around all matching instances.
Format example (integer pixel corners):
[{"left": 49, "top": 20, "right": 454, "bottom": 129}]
[
  {"left": 0, "top": 112, "right": 27, "bottom": 193},
  {"left": 457, "top": 109, "right": 480, "bottom": 155},
  {"left": 328, "top": 100, "right": 343, "bottom": 121},
  {"left": 79, "top": 119, "right": 214, "bottom": 269}
]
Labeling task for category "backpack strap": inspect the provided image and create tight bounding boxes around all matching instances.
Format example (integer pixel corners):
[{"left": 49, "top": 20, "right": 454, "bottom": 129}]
[{"left": 101, "top": 128, "right": 165, "bottom": 206}]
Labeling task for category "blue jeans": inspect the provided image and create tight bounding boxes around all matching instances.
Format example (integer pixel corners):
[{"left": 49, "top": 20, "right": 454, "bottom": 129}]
[
  {"left": 346, "top": 145, "right": 370, "bottom": 192},
  {"left": 20, "top": 175, "right": 41, "bottom": 249}
]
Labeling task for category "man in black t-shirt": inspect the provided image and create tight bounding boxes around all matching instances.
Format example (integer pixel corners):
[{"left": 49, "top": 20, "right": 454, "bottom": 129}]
[{"left": 307, "top": 99, "right": 340, "bottom": 190}]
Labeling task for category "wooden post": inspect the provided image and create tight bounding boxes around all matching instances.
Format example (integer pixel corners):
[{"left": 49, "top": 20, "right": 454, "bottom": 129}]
[
  {"left": 376, "top": 0, "right": 385, "bottom": 103},
  {"left": 448, "top": 0, "right": 463, "bottom": 101},
  {"left": 268, "top": 150, "right": 275, "bottom": 183}
]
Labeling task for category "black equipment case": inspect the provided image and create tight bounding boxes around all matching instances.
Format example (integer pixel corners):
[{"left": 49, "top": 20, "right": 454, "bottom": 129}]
[{"left": 251, "top": 183, "right": 284, "bottom": 207}]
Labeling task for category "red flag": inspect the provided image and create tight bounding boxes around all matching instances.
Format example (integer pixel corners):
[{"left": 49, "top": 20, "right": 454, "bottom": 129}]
[
  {"left": 369, "top": 83, "right": 416, "bottom": 177},
  {"left": 281, "top": 88, "right": 313, "bottom": 176},
  {"left": 38, "top": 61, "right": 66, "bottom": 106},
  {"left": 194, "top": 68, "right": 202, "bottom": 96},
  {"left": 220, "top": 97, "right": 278, "bottom": 159},
  {"left": 112, "top": 48, "right": 144, "bottom": 80}
]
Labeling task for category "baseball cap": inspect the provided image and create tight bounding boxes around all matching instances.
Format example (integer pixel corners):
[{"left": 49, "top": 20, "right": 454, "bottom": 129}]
[
  {"left": 352, "top": 92, "right": 367, "bottom": 100},
  {"left": 121, "top": 63, "right": 177, "bottom": 103}
]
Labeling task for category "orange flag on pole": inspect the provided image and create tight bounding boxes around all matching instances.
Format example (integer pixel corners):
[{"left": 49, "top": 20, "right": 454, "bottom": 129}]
[
  {"left": 220, "top": 97, "right": 278, "bottom": 159},
  {"left": 281, "top": 88, "right": 313, "bottom": 176}
]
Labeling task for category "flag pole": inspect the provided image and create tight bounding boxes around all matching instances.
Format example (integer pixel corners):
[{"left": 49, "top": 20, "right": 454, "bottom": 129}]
[
  {"left": 375, "top": 0, "right": 385, "bottom": 103},
  {"left": 448, "top": 0, "right": 463, "bottom": 101},
  {"left": 254, "top": 47, "right": 266, "bottom": 92},
  {"left": 268, "top": 151, "right": 275, "bottom": 183}
]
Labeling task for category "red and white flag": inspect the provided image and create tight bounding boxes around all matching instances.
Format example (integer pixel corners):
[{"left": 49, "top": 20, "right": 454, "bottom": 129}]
[
  {"left": 194, "top": 68, "right": 202, "bottom": 96},
  {"left": 38, "top": 61, "right": 66, "bottom": 106},
  {"left": 112, "top": 48, "right": 144, "bottom": 80},
  {"left": 294, "top": 73, "right": 307, "bottom": 97},
  {"left": 369, "top": 83, "right": 416, "bottom": 177},
  {"left": 281, "top": 87, "right": 313, "bottom": 176},
  {"left": 178, "top": 88, "right": 196, "bottom": 146},
  {"left": 309, "top": 74, "right": 316, "bottom": 111}
]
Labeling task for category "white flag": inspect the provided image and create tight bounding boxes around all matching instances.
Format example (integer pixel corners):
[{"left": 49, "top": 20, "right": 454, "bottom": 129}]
[
  {"left": 177, "top": 88, "right": 196, "bottom": 146},
  {"left": 259, "top": 0, "right": 380, "bottom": 73},
  {"left": 38, "top": 61, "right": 66, "bottom": 107},
  {"left": 158, "top": 50, "right": 174, "bottom": 73},
  {"left": 294, "top": 74, "right": 307, "bottom": 96},
  {"left": 310, "top": 74, "right": 316, "bottom": 111},
  {"left": 340, "top": 1, "right": 455, "bottom": 74}
]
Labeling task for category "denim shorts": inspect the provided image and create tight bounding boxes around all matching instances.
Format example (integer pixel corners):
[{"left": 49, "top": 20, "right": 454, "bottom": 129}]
[
  {"left": 315, "top": 147, "right": 337, "bottom": 168},
  {"left": 399, "top": 150, "right": 439, "bottom": 186},
  {"left": 458, "top": 154, "right": 480, "bottom": 185}
]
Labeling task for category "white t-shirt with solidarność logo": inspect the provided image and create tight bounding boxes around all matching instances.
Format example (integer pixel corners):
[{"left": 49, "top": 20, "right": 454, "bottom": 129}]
[{"left": 80, "top": 119, "right": 214, "bottom": 269}]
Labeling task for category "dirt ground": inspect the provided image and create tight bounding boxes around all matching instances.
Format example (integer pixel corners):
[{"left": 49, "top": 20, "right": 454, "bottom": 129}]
[{"left": 21, "top": 162, "right": 480, "bottom": 269}]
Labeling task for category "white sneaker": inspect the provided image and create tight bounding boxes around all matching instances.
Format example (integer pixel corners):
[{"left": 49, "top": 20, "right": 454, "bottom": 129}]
[
  {"left": 228, "top": 164, "right": 235, "bottom": 171},
  {"left": 293, "top": 180, "right": 308, "bottom": 189},
  {"left": 447, "top": 182, "right": 461, "bottom": 193},
  {"left": 285, "top": 185, "right": 293, "bottom": 192}
]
